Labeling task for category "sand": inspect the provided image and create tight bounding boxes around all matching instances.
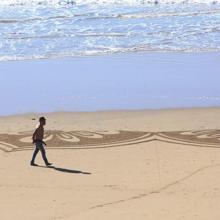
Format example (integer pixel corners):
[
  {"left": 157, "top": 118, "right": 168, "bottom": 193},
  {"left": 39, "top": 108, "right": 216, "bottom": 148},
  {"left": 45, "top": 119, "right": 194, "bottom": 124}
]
[{"left": 0, "top": 107, "right": 220, "bottom": 219}]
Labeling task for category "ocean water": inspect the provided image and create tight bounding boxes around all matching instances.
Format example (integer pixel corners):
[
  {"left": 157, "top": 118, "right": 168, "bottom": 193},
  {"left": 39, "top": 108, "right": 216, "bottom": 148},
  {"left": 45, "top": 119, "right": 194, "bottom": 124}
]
[{"left": 0, "top": 0, "right": 220, "bottom": 61}]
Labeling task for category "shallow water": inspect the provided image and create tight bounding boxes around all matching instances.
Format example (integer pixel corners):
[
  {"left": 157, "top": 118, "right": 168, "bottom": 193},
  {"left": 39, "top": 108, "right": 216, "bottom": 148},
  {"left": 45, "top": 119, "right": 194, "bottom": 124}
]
[
  {"left": 0, "top": 0, "right": 220, "bottom": 60},
  {"left": 0, "top": 53, "right": 219, "bottom": 115}
]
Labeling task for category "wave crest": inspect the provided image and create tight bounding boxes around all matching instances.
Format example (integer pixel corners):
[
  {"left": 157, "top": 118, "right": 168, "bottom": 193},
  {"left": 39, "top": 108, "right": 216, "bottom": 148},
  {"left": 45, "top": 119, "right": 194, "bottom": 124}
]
[{"left": 0, "top": 0, "right": 220, "bottom": 6}]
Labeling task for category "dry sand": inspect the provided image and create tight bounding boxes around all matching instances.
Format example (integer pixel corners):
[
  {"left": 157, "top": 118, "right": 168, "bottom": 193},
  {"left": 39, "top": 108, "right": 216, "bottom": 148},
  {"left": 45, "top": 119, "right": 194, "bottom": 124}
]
[{"left": 0, "top": 107, "right": 220, "bottom": 220}]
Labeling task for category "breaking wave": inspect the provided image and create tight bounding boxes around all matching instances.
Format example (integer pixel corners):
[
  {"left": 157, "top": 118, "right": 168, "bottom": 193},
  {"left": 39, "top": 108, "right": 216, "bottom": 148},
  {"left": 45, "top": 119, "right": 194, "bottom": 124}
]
[
  {"left": 0, "top": 0, "right": 220, "bottom": 6},
  {"left": 0, "top": 0, "right": 220, "bottom": 60}
]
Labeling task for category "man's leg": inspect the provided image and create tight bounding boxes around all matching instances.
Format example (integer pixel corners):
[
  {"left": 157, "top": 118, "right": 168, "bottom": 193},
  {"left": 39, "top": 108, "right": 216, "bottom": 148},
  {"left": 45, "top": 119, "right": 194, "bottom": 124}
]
[
  {"left": 30, "top": 144, "right": 39, "bottom": 165},
  {"left": 39, "top": 144, "right": 52, "bottom": 166}
]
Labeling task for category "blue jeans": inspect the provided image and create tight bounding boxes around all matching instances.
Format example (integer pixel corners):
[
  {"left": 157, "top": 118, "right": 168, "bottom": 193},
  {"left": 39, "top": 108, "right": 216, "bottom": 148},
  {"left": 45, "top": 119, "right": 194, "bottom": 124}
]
[{"left": 31, "top": 141, "right": 49, "bottom": 165}]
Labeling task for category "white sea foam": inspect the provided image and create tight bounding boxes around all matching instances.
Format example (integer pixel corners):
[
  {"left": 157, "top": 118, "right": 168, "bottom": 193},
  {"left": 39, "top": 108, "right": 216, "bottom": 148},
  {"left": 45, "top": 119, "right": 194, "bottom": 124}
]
[
  {"left": 0, "top": 0, "right": 220, "bottom": 60},
  {"left": 119, "top": 9, "right": 220, "bottom": 18},
  {"left": 0, "top": 0, "right": 219, "bottom": 6}
]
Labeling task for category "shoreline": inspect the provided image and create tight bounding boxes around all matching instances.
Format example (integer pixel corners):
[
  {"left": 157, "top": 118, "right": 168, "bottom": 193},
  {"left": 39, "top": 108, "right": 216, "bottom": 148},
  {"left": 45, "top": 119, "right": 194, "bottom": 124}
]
[
  {"left": 0, "top": 105, "right": 220, "bottom": 117},
  {"left": 2, "top": 50, "right": 220, "bottom": 63}
]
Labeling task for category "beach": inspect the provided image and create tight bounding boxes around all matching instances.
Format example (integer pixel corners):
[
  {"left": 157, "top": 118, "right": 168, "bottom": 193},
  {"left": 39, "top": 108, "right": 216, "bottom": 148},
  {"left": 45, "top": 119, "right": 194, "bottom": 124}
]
[
  {"left": 0, "top": 108, "right": 220, "bottom": 219},
  {"left": 0, "top": 52, "right": 220, "bottom": 219},
  {"left": 1, "top": 1, "right": 220, "bottom": 218}
]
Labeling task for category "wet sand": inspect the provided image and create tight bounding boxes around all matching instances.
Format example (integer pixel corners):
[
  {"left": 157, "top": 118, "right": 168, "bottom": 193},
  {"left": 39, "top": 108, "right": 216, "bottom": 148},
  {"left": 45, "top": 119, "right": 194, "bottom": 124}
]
[{"left": 0, "top": 52, "right": 220, "bottom": 115}]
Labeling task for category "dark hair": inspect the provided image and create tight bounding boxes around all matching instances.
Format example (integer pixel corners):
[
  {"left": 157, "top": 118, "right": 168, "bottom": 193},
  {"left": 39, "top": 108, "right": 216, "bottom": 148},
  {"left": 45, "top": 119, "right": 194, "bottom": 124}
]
[{"left": 39, "top": 117, "right": 46, "bottom": 122}]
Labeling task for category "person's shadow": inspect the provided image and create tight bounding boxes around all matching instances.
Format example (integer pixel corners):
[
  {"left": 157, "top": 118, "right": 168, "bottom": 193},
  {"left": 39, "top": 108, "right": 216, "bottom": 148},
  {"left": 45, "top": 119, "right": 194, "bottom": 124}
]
[
  {"left": 51, "top": 166, "right": 91, "bottom": 175},
  {"left": 36, "top": 165, "right": 91, "bottom": 175}
]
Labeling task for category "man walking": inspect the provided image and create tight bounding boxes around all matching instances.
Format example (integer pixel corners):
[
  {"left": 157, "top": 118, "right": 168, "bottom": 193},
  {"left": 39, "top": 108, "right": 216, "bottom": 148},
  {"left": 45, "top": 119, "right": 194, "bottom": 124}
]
[{"left": 30, "top": 117, "right": 52, "bottom": 166}]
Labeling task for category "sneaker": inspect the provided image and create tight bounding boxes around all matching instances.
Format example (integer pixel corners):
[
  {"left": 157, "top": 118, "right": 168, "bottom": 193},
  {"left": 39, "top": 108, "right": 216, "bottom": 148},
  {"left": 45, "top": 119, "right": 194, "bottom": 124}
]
[
  {"left": 30, "top": 162, "right": 38, "bottom": 166},
  {"left": 46, "top": 162, "right": 53, "bottom": 166}
]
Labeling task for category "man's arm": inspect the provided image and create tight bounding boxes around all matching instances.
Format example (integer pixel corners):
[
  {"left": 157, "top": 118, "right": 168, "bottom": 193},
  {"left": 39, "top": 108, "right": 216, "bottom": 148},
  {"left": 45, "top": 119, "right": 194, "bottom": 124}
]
[{"left": 32, "top": 129, "right": 37, "bottom": 143}]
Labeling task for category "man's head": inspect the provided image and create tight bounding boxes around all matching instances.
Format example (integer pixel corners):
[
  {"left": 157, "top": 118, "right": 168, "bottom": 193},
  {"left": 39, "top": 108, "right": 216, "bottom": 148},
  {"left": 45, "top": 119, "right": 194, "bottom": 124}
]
[{"left": 39, "top": 117, "right": 46, "bottom": 126}]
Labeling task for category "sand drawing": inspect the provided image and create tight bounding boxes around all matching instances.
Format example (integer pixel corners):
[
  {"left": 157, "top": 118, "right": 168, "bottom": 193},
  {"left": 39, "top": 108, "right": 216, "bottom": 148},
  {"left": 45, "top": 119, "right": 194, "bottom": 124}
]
[{"left": 0, "top": 129, "right": 219, "bottom": 153}]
